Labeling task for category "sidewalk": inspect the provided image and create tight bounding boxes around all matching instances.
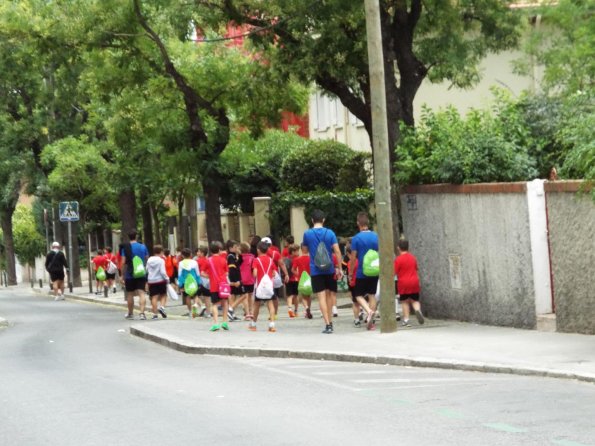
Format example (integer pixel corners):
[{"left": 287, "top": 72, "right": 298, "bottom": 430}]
[{"left": 31, "top": 285, "right": 595, "bottom": 383}]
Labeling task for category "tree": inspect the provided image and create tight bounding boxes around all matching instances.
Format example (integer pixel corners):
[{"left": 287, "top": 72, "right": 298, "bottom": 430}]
[
  {"left": 13, "top": 204, "right": 45, "bottom": 268},
  {"left": 201, "top": 0, "right": 523, "bottom": 239}
]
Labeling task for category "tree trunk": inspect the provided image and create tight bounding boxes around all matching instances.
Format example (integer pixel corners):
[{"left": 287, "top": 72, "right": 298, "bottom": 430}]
[
  {"left": 202, "top": 179, "right": 223, "bottom": 244},
  {"left": 150, "top": 202, "right": 162, "bottom": 246},
  {"left": 140, "top": 189, "right": 154, "bottom": 252},
  {"left": 176, "top": 199, "right": 184, "bottom": 249},
  {"left": 0, "top": 208, "right": 18, "bottom": 285},
  {"left": 119, "top": 189, "right": 137, "bottom": 243}
]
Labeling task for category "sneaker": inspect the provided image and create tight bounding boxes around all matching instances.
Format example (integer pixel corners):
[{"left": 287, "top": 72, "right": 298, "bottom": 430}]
[
  {"left": 125, "top": 313, "right": 134, "bottom": 320},
  {"left": 198, "top": 306, "right": 207, "bottom": 317},
  {"left": 358, "top": 310, "right": 365, "bottom": 321},
  {"left": 332, "top": 306, "right": 338, "bottom": 317},
  {"left": 396, "top": 314, "right": 401, "bottom": 322},
  {"left": 322, "top": 324, "right": 333, "bottom": 334},
  {"left": 288, "top": 309, "right": 296, "bottom": 318},
  {"left": 227, "top": 309, "right": 235, "bottom": 320},
  {"left": 221, "top": 322, "right": 229, "bottom": 331},
  {"left": 268, "top": 325, "right": 277, "bottom": 333},
  {"left": 401, "top": 319, "right": 411, "bottom": 327},
  {"left": 354, "top": 320, "right": 361, "bottom": 328},
  {"left": 181, "top": 312, "right": 190, "bottom": 317},
  {"left": 192, "top": 305, "right": 199, "bottom": 318},
  {"left": 209, "top": 324, "right": 220, "bottom": 332},
  {"left": 368, "top": 323, "right": 376, "bottom": 331},
  {"left": 113, "top": 287, "right": 117, "bottom": 293},
  {"left": 152, "top": 314, "right": 159, "bottom": 320},
  {"left": 366, "top": 311, "right": 375, "bottom": 330},
  {"left": 248, "top": 324, "right": 257, "bottom": 331},
  {"left": 244, "top": 314, "right": 253, "bottom": 321},
  {"left": 305, "top": 308, "right": 313, "bottom": 319},
  {"left": 139, "top": 313, "right": 147, "bottom": 321},
  {"left": 158, "top": 306, "right": 167, "bottom": 319},
  {"left": 415, "top": 309, "right": 425, "bottom": 325}
]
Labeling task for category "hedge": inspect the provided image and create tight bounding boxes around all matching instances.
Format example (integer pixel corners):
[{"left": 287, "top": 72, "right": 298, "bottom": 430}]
[{"left": 269, "top": 189, "right": 375, "bottom": 241}]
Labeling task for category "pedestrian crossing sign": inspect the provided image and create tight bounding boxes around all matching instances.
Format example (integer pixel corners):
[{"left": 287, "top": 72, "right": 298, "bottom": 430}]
[{"left": 59, "top": 201, "right": 79, "bottom": 222}]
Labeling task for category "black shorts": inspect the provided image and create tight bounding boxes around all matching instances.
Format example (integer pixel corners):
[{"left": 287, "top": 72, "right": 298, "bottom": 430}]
[
  {"left": 106, "top": 273, "right": 116, "bottom": 280},
  {"left": 210, "top": 292, "right": 229, "bottom": 304},
  {"left": 231, "top": 285, "right": 243, "bottom": 296},
  {"left": 311, "top": 274, "right": 337, "bottom": 294},
  {"left": 242, "top": 284, "right": 254, "bottom": 294},
  {"left": 353, "top": 277, "right": 378, "bottom": 299},
  {"left": 49, "top": 271, "right": 64, "bottom": 282},
  {"left": 399, "top": 293, "right": 420, "bottom": 302},
  {"left": 148, "top": 282, "right": 167, "bottom": 297},
  {"left": 125, "top": 278, "right": 146, "bottom": 292},
  {"left": 273, "top": 286, "right": 284, "bottom": 300},
  {"left": 169, "top": 276, "right": 177, "bottom": 284},
  {"left": 198, "top": 285, "right": 211, "bottom": 297},
  {"left": 351, "top": 288, "right": 369, "bottom": 303},
  {"left": 285, "top": 282, "right": 298, "bottom": 296}
]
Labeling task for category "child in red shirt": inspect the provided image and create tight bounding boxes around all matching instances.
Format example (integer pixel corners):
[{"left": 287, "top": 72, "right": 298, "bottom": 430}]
[
  {"left": 91, "top": 249, "right": 107, "bottom": 295},
  {"left": 292, "top": 244, "right": 312, "bottom": 319},
  {"left": 285, "top": 244, "right": 300, "bottom": 318},
  {"left": 206, "top": 241, "right": 229, "bottom": 331},
  {"left": 250, "top": 241, "right": 277, "bottom": 332},
  {"left": 394, "top": 239, "right": 424, "bottom": 327}
]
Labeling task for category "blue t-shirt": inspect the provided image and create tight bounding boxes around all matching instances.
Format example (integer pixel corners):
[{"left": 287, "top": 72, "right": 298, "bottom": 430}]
[
  {"left": 120, "top": 242, "right": 149, "bottom": 280},
  {"left": 351, "top": 230, "right": 379, "bottom": 279},
  {"left": 302, "top": 227, "right": 338, "bottom": 276}
]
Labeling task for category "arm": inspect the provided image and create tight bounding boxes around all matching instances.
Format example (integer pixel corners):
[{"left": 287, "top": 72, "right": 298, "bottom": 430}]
[
  {"left": 277, "top": 257, "right": 289, "bottom": 283},
  {"left": 349, "top": 250, "right": 358, "bottom": 279},
  {"left": 332, "top": 243, "right": 343, "bottom": 279}
]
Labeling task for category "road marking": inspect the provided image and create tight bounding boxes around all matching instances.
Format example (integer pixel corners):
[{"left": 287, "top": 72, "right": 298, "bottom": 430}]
[
  {"left": 483, "top": 423, "right": 527, "bottom": 433},
  {"left": 246, "top": 360, "right": 362, "bottom": 391},
  {"left": 351, "top": 377, "right": 502, "bottom": 384},
  {"left": 552, "top": 440, "right": 592, "bottom": 446}
]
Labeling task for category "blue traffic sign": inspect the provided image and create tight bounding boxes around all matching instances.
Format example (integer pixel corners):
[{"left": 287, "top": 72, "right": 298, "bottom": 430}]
[{"left": 59, "top": 201, "right": 79, "bottom": 222}]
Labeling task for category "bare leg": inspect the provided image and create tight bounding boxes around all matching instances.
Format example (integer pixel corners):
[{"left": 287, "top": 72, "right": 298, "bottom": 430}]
[
  {"left": 252, "top": 300, "right": 261, "bottom": 322},
  {"left": 127, "top": 293, "right": 135, "bottom": 316},
  {"left": 317, "top": 290, "right": 331, "bottom": 325},
  {"left": 221, "top": 300, "right": 229, "bottom": 323},
  {"left": 138, "top": 291, "right": 146, "bottom": 314},
  {"left": 401, "top": 299, "right": 411, "bottom": 321}
]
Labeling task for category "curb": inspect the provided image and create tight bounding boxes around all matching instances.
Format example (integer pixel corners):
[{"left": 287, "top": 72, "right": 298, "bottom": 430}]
[
  {"left": 0, "top": 317, "right": 8, "bottom": 328},
  {"left": 32, "top": 287, "right": 128, "bottom": 310},
  {"left": 130, "top": 325, "right": 595, "bottom": 385}
]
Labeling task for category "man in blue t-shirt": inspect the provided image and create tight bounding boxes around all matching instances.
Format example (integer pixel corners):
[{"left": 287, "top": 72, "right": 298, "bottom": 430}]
[
  {"left": 120, "top": 230, "right": 149, "bottom": 320},
  {"left": 350, "top": 212, "right": 379, "bottom": 330},
  {"left": 302, "top": 209, "right": 343, "bottom": 334}
]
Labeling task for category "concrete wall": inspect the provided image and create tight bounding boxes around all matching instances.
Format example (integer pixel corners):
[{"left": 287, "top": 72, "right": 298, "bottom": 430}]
[
  {"left": 546, "top": 183, "right": 595, "bottom": 334},
  {"left": 401, "top": 183, "right": 537, "bottom": 329}
]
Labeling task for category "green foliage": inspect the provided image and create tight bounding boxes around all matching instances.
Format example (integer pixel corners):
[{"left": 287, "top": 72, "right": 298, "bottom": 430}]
[
  {"left": 395, "top": 97, "right": 538, "bottom": 185},
  {"left": 516, "top": 0, "right": 594, "bottom": 96},
  {"left": 269, "top": 190, "right": 374, "bottom": 240},
  {"left": 557, "top": 91, "right": 595, "bottom": 184},
  {"left": 280, "top": 140, "right": 368, "bottom": 192},
  {"left": 12, "top": 205, "right": 45, "bottom": 266},
  {"left": 220, "top": 130, "right": 309, "bottom": 212}
]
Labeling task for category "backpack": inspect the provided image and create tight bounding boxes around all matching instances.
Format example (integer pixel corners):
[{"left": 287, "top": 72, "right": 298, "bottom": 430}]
[
  {"left": 106, "top": 259, "right": 118, "bottom": 275},
  {"left": 183, "top": 273, "right": 199, "bottom": 296},
  {"left": 313, "top": 229, "right": 332, "bottom": 271},
  {"left": 297, "top": 271, "right": 312, "bottom": 296},
  {"left": 255, "top": 258, "right": 274, "bottom": 299},
  {"left": 96, "top": 266, "right": 106, "bottom": 281},
  {"left": 178, "top": 259, "right": 201, "bottom": 291},
  {"left": 363, "top": 249, "right": 380, "bottom": 277},
  {"left": 132, "top": 255, "right": 146, "bottom": 278}
]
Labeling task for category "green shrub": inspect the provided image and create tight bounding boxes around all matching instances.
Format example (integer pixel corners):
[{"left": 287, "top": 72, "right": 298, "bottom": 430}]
[{"left": 269, "top": 189, "right": 375, "bottom": 241}]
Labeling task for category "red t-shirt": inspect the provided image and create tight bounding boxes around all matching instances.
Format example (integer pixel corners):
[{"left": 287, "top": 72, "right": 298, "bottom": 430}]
[
  {"left": 394, "top": 252, "right": 420, "bottom": 294},
  {"left": 267, "top": 248, "right": 281, "bottom": 273},
  {"left": 197, "top": 257, "right": 209, "bottom": 278},
  {"left": 292, "top": 255, "right": 310, "bottom": 278},
  {"left": 287, "top": 255, "right": 299, "bottom": 282},
  {"left": 207, "top": 255, "right": 228, "bottom": 293},
  {"left": 253, "top": 255, "right": 274, "bottom": 284},
  {"left": 92, "top": 255, "right": 107, "bottom": 271},
  {"left": 281, "top": 247, "right": 289, "bottom": 258}
]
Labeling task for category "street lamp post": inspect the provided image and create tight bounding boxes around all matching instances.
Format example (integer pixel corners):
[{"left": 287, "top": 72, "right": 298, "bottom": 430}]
[{"left": 364, "top": 0, "right": 397, "bottom": 333}]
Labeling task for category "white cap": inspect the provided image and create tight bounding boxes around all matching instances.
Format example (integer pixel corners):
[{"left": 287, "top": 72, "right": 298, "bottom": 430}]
[
  {"left": 261, "top": 237, "right": 272, "bottom": 245},
  {"left": 51, "top": 241, "right": 60, "bottom": 248}
]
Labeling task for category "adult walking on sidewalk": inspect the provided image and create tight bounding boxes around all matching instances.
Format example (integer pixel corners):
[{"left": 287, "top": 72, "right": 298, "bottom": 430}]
[
  {"left": 302, "top": 209, "right": 343, "bottom": 334},
  {"left": 120, "top": 230, "right": 149, "bottom": 320},
  {"left": 45, "top": 241, "right": 69, "bottom": 301},
  {"left": 350, "top": 212, "right": 379, "bottom": 330}
]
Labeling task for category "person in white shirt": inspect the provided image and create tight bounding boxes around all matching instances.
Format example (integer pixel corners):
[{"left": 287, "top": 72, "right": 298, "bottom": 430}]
[{"left": 146, "top": 245, "right": 169, "bottom": 319}]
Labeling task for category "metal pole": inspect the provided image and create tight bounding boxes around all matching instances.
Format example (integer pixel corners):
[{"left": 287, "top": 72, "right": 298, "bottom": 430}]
[
  {"left": 364, "top": 0, "right": 397, "bottom": 333},
  {"left": 88, "top": 232, "right": 93, "bottom": 294},
  {"left": 68, "top": 221, "right": 73, "bottom": 293}
]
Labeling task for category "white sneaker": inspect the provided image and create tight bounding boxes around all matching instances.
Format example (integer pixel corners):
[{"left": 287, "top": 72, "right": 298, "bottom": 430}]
[{"left": 332, "top": 306, "right": 338, "bottom": 317}]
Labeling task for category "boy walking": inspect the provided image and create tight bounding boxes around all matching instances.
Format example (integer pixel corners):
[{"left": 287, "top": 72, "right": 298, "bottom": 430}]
[
  {"left": 394, "top": 239, "right": 425, "bottom": 326},
  {"left": 250, "top": 241, "right": 277, "bottom": 332},
  {"left": 120, "top": 230, "right": 149, "bottom": 320}
]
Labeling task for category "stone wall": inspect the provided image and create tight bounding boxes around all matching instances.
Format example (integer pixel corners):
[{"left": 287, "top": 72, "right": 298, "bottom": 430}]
[
  {"left": 546, "top": 183, "right": 595, "bottom": 334},
  {"left": 401, "top": 183, "right": 537, "bottom": 329}
]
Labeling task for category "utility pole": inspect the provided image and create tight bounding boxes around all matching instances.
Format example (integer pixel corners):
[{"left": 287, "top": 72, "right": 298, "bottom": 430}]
[{"left": 364, "top": 0, "right": 397, "bottom": 333}]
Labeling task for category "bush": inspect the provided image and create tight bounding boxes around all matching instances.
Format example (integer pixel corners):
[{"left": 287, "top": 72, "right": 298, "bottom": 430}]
[
  {"left": 395, "top": 99, "right": 538, "bottom": 185},
  {"left": 280, "top": 140, "right": 369, "bottom": 192},
  {"left": 13, "top": 204, "right": 46, "bottom": 266},
  {"left": 269, "top": 189, "right": 375, "bottom": 241}
]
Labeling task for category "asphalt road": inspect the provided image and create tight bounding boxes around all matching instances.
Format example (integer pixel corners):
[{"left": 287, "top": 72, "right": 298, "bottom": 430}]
[{"left": 1, "top": 288, "right": 594, "bottom": 446}]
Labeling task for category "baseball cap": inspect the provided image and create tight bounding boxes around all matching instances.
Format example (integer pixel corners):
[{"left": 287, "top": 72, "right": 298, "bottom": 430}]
[{"left": 261, "top": 237, "right": 272, "bottom": 245}]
